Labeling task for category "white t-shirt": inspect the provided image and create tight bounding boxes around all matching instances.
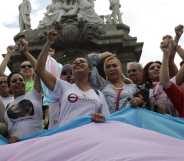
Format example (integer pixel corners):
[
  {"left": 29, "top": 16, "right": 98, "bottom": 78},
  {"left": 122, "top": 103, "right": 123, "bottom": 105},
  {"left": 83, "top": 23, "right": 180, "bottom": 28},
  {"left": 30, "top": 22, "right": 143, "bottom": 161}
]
[
  {"left": 48, "top": 101, "right": 61, "bottom": 129},
  {"left": 0, "top": 96, "right": 14, "bottom": 108},
  {"left": 41, "top": 55, "right": 62, "bottom": 106},
  {"left": 51, "top": 79, "right": 110, "bottom": 126},
  {"left": 4, "top": 90, "right": 43, "bottom": 138}
]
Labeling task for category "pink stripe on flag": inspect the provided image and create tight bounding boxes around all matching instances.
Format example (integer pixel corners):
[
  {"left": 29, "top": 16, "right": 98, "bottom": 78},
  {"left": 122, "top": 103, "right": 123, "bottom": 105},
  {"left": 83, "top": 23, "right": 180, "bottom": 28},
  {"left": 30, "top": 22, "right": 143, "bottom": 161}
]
[{"left": 0, "top": 121, "right": 184, "bottom": 161}]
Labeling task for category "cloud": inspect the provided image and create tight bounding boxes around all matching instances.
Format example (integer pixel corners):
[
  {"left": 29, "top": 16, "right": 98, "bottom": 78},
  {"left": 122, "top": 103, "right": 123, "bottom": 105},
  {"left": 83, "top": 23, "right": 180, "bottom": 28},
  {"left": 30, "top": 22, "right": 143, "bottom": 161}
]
[
  {"left": 0, "top": 0, "right": 49, "bottom": 54},
  {"left": 122, "top": 0, "right": 184, "bottom": 66},
  {"left": 3, "top": 22, "right": 19, "bottom": 29},
  {"left": 0, "top": 0, "right": 184, "bottom": 68}
]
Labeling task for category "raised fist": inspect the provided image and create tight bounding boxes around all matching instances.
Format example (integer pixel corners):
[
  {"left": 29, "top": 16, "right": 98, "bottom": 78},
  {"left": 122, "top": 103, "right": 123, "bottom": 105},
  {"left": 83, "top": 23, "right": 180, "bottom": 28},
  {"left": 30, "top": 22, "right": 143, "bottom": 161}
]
[
  {"left": 18, "top": 39, "right": 29, "bottom": 53},
  {"left": 175, "top": 24, "right": 183, "bottom": 37},
  {"left": 162, "top": 35, "right": 173, "bottom": 41},
  {"left": 6, "top": 45, "right": 15, "bottom": 54},
  {"left": 160, "top": 38, "right": 174, "bottom": 56}
]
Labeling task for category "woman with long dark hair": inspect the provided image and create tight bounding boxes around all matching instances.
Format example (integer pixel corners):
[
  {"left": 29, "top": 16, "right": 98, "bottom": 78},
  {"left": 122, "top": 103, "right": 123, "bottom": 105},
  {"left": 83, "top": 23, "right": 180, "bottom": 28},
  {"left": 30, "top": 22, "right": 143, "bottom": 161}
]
[{"left": 143, "top": 60, "right": 177, "bottom": 115}]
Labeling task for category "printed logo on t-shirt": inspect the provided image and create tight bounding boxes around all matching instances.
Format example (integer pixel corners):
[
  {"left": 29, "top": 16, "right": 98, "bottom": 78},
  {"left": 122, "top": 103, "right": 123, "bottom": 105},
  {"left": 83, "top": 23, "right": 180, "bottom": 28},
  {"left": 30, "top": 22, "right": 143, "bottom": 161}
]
[
  {"left": 67, "top": 93, "right": 79, "bottom": 103},
  {"left": 7, "top": 99, "right": 34, "bottom": 119}
]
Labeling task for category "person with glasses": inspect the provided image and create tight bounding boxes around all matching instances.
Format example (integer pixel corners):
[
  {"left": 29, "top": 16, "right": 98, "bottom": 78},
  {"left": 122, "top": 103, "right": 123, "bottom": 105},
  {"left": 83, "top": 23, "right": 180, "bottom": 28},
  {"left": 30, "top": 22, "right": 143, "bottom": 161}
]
[
  {"left": 17, "top": 37, "right": 64, "bottom": 129},
  {"left": 36, "top": 30, "right": 110, "bottom": 127},
  {"left": 20, "top": 61, "right": 34, "bottom": 92},
  {"left": 4, "top": 72, "right": 42, "bottom": 143}
]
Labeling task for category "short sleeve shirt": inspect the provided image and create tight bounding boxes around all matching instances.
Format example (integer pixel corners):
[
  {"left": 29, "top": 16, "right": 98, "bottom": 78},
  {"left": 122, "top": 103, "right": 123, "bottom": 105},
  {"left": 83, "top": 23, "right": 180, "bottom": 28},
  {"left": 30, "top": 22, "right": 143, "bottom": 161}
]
[
  {"left": 25, "top": 79, "right": 34, "bottom": 92},
  {"left": 4, "top": 90, "right": 43, "bottom": 138},
  {"left": 51, "top": 79, "right": 110, "bottom": 126}
]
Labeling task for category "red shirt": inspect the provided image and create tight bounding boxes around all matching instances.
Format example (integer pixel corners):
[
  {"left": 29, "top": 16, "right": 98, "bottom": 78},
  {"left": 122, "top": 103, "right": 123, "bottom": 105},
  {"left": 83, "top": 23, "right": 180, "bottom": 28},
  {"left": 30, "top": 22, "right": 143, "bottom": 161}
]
[{"left": 164, "top": 83, "right": 184, "bottom": 118}]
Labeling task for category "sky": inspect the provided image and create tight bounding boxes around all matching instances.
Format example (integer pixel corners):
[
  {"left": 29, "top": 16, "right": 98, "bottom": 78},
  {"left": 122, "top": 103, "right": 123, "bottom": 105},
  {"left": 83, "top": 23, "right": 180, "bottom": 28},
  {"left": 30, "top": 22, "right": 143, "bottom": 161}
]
[{"left": 0, "top": 0, "right": 184, "bottom": 68}]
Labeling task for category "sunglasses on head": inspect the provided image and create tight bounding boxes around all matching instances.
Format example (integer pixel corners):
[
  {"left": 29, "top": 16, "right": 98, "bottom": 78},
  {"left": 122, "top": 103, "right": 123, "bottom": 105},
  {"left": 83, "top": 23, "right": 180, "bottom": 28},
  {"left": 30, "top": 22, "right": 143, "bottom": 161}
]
[
  {"left": 21, "top": 64, "right": 32, "bottom": 69},
  {"left": 0, "top": 80, "right": 7, "bottom": 85}
]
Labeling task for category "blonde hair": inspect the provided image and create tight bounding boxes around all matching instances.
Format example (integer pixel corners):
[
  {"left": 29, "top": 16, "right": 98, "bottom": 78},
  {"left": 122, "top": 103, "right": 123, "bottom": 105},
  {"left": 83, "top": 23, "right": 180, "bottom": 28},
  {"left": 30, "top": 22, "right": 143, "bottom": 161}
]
[
  {"left": 103, "top": 56, "right": 133, "bottom": 84},
  {"left": 104, "top": 55, "right": 122, "bottom": 71},
  {"left": 103, "top": 55, "right": 123, "bottom": 80}
]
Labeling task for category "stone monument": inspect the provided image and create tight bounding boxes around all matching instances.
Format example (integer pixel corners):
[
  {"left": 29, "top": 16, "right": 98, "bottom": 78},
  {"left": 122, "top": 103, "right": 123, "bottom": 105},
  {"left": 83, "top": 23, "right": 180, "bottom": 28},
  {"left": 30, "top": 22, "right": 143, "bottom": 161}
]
[
  {"left": 38, "top": 0, "right": 78, "bottom": 29},
  {"left": 10, "top": 0, "right": 143, "bottom": 73},
  {"left": 109, "top": 0, "right": 122, "bottom": 24},
  {"left": 19, "top": 0, "right": 32, "bottom": 31}
]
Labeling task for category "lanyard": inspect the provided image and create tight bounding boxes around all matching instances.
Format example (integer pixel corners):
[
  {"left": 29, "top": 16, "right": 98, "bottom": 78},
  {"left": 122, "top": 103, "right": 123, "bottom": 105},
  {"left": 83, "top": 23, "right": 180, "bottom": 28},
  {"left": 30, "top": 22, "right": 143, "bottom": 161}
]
[{"left": 115, "top": 88, "right": 123, "bottom": 111}]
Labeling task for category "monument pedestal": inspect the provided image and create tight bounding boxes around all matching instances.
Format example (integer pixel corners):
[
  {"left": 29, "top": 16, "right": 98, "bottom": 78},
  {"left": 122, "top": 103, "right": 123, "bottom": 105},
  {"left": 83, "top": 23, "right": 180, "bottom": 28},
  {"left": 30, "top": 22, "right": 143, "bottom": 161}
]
[{"left": 10, "top": 15, "right": 143, "bottom": 72}]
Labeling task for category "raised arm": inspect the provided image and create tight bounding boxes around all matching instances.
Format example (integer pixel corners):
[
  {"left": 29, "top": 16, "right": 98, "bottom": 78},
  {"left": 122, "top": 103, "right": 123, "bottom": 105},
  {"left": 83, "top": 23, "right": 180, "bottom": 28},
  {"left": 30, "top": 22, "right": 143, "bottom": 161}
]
[
  {"left": 35, "top": 31, "right": 58, "bottom": 91},
  {"left": 173, "top": 25, "right": 184, "bottom": 85},
  {"left": 17, "top": 38, "right": 41, "bottom": 92},
  {"left": 167, "top": 25, "right": 182, "bottom": 77},
  {"left": 174, "top": 25, "right": 183, "bottom": 44},
  {"left": 176, "top": 46, "right": 184, "bottom": 60},
  {"left": 175, "top": 51, "right": 184, "bottom": 85},
  {"left": 160, "top": 36, "right": 173, "bottom": 87},
  {"left": 18, "top": 39, "right": 37, "bottom": 68},
  {"left": 175, "top": 25, "right": 184, "bottom": 60},
  {"left": 0, "top": 46, "right": 14, "bottom": 75}
]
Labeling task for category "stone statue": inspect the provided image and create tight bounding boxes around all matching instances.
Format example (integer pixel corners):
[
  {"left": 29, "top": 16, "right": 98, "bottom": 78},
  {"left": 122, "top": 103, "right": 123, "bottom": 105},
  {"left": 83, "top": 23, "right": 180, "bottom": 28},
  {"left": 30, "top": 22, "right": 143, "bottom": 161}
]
[
  {"left": 19, "top": 0, "right": 31, "bottom": 31},
  {"left": 109, "top": 0, "right": 122, "bottom": 24},
  {"left": 88, "top": 0, "right": 95, "bottom": 8},
  {"left": 77, "top": 0, "right": 103, "bottom": 24},
  {"left": 38, "top": 0, "right": 78, "bottom": 28},
  {"left": 38, "top": 0, "right": 65, "bottom": 28},
  {"left": 38, "top": 0, "right": 103, "bottom": 28},
  {"left": 62, "top": 0, "right": 78, "bottom": 16}
]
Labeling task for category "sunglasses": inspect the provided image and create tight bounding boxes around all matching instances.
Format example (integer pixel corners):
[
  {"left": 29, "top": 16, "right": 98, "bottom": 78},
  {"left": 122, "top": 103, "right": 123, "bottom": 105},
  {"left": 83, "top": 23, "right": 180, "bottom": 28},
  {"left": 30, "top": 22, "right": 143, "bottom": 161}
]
[
  {"left": 0, "top": 80, "right": 7, "bottom": 85},
  {"left": 72, "top": 59, "right": 87, "bottom": 65},
  {"left": 11, "top": 78, "right": 24, "bottom": 84},
  {"left": 61, "top": 71, "right": 72, "bottom": 76},
  {"left": 21, "top": 64, "right": 32, "bottom": 69}
]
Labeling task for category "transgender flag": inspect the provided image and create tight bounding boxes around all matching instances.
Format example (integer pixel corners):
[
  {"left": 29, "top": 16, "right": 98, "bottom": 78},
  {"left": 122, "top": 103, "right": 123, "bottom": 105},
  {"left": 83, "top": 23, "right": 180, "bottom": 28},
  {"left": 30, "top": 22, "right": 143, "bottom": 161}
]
[{"left": 0, "top": 108, "right": 184, "bottom": 161}]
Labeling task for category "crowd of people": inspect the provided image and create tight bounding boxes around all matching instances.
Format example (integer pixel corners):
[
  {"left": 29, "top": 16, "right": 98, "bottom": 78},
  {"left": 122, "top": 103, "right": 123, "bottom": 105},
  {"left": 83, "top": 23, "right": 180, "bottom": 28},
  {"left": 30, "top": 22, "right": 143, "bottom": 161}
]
[{"left": 0, "top": 24, "right": 184, "bottom": 143}]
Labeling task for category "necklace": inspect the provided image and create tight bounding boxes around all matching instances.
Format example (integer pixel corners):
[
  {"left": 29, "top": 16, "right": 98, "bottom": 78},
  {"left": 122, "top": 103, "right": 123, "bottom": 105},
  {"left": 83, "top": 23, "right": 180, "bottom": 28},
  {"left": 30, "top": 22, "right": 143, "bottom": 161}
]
[{"left": 111, "top": 83, "right": 124, "bottom": 90}]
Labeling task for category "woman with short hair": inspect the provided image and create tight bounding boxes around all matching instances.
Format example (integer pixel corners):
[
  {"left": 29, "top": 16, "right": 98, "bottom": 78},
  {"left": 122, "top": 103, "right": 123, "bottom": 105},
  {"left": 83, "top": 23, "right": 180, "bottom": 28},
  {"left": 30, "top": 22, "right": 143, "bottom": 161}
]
[{"left": 36, "top": 31, "right": 110, "bottom": 126}]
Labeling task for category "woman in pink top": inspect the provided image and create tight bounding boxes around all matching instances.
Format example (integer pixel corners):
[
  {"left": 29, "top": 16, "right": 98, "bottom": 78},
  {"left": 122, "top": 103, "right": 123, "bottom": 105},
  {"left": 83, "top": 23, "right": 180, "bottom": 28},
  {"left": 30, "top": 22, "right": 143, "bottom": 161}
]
[{"left": 143, "top": 60, "right": 177, "bottom": 116}]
